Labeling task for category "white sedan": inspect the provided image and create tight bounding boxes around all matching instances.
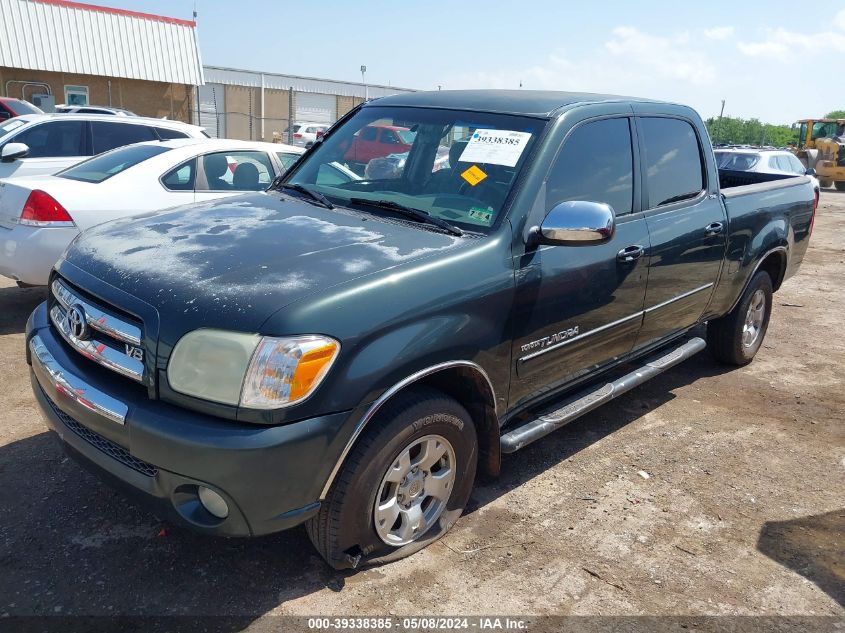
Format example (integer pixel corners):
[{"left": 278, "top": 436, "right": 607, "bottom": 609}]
[{"left": 0, "top": 138, "right": 303, "bottom": 286}]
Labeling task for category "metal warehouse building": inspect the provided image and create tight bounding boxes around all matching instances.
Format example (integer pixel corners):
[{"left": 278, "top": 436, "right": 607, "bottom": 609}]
[
  {"left": 0, "top": 0, "right": 203, "bottom": 120},
  {"left": 198, "top": 66, "right": 415, "bottom": 142}
]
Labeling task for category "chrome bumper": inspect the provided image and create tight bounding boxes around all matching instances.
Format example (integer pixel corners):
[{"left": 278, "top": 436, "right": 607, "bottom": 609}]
[{"left": 29, "top": 334, "right": 128, "bottom": 425}]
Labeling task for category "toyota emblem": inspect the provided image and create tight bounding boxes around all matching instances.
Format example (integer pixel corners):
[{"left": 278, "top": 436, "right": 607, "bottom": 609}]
[{"left": 66, "top": 304, "right": 89, "bottom": 340}]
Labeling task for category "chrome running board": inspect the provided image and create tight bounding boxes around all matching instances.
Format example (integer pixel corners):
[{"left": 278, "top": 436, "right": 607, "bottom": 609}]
[{"left": 500, "top": 337, "right": 706, "bottom": 453}]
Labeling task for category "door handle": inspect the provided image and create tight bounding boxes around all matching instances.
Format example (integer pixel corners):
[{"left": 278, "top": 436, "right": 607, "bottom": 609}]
[
  {"left": 617, "top": 245, "right": 645, "bottom": 263},
  {"left": 705, "top": 221, "right": 724, "bottom": 236}
]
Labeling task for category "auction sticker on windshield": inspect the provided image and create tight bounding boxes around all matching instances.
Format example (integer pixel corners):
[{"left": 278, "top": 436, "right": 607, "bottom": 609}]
[
  {"left": 460, "top": 164, "right": 487, "bottom": 186},
  {"left": 459, "top": 129, "right": 532, "bottom": 167}
]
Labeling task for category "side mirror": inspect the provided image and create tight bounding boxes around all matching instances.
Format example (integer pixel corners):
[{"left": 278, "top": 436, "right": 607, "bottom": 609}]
[
  {"left": 805, "top": 167, "right": 816, "bottom": 176},
  {"left": 529, "top": 200, "right": 615, "bottom": 246},
  {"left": 0, "top": 112, "right": 10, "bottom": 121},
  {"left": 1, "top": 142, "right": 29, "bottom": 162}
]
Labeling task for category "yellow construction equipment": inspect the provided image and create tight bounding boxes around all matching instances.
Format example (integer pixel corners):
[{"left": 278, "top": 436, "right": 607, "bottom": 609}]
[{"left": 792, "top": 118, "right": 845, "bottom": 190}]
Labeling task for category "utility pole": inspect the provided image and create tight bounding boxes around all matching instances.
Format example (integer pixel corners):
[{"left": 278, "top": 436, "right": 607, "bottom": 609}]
[
  {"left": 716, "top": 99, "right": 726, "bottom": 144},
  {"left": 360, "top": 65, "right": 368, "bottom": 102}
]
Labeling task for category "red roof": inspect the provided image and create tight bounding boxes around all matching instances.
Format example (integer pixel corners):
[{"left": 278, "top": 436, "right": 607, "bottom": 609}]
[{"left": 33, "top": 0, "right": 196, "bottom": 27}]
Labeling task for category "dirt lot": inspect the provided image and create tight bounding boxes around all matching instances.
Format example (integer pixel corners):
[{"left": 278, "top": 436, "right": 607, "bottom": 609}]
[{"left": 0, "top": 193, "right": 842, "bottom": 624}]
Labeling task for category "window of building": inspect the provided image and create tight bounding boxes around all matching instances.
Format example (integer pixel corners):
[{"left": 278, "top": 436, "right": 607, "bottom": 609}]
[{"left": 64, "top": 85, "right": 89, "bottom": 107}]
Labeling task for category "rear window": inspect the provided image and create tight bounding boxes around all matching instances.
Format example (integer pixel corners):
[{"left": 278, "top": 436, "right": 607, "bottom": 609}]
[
  {"left": 59, "top": 144, "right": 171, "bottom": 183},
  {"left": 714, "top": 151, "right": 760, "bottom": 171},
  {"left": 639, "top": 117, "right": 705, "bottom": 207},
  {"left": 155, "top": 126, "right": 189, "bottom": 140}
]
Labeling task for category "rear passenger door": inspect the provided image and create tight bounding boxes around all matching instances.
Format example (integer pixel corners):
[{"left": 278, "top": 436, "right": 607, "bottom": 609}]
[{"left": 632, "top": 112, "right": 727, "bottom": 350}]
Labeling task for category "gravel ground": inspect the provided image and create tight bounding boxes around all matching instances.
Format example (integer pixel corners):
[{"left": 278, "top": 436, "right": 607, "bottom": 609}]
[{"left": 0, "top": 191, "right": 842, "bottom": 624}]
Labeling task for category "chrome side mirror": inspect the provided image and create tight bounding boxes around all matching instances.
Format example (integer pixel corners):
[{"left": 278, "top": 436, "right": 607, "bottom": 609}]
[
  {"left": 805, "top": 167, "right": 816, "bottom": 176},
  {"left": 1, "top": 142, "right": 29, "bottom": 162},
  {"left": 529, "top": 200, "right": 615, "bottom": 246}
]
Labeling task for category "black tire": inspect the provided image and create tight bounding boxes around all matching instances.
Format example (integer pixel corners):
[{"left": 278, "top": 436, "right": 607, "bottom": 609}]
[
  {"left": 819, "top": 178, "right": 833, "bottom": 189},
  {"left": 306, "top": 386, "right": 477, "bottom": 570},
  {"left": 707, "top": 270, "right": 773, "bottom": 365},
  {"left": 835, "top": 181, "right": 845, "bottom": 192}
]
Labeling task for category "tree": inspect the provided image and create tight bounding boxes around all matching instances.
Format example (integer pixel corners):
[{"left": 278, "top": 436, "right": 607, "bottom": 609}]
[
  {"left": 825, "top": 110, "right": 845, "bottom": 119},
  {"left": 705, "top": 116, "right": 797, "bottom": 147}
]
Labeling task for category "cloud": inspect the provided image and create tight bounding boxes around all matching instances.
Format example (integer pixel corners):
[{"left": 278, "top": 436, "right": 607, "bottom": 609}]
[
  {"left": 703, "top": 26, "right": 735, "bottom": 40},
  {"left": 605, "top": 26, "right": 716, "bottom": 85},
  {"left": 738, "top": 12, "right": 845, "bottom": 59}
]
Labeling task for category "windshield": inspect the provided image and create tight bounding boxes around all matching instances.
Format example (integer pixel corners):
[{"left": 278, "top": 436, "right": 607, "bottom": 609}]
[
  {"left": 284, "top": 106, "right": 544, "bottom": 233},
  {"left": 58, "top": 143, "right": 171, "bottom": 183},
  {"left": 714, "top": 151, "right": 760, "bottom": 171}
]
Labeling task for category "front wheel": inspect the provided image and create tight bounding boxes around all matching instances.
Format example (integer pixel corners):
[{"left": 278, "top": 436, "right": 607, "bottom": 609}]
[
  {"left": 819, "top": 178, "right": 833, "bottom": 188},
  {"left": 707, "top": 270, "right": 773, "bottom": 365},
  {"left": 306, "top": 386, "right": 477, "bottom": 569}
]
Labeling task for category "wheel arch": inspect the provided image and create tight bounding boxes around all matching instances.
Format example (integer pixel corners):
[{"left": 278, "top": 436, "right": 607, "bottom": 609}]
[
  {"left": 757, "top": 247, "right": 788, "bottom": 291},
  {"left": 319, "top": 361, "right": 501, "bottom": 499}
]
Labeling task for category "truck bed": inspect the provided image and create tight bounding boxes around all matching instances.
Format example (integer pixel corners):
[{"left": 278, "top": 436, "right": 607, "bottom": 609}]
[{"left": 718, "top": 169, "right": 804, "bottom": 193}]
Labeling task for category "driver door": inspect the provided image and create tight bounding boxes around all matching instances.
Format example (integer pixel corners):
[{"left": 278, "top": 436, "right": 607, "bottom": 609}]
[{"left": 509, "top": 116, "right": 650, "bottom": 409}]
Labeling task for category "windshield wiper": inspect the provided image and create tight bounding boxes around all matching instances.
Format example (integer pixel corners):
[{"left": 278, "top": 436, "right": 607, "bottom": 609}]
[
  {"left": 276, "top": 183, "right": 334, "bottom": 209},
  {"left": 349, "top": 198, "right": 464, "bottom": 237}
]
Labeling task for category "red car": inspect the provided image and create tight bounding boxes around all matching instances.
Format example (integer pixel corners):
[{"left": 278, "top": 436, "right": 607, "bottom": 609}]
[
  {"left": 0, "top": 97, "right": 43, "bottom": 120},
  {"left": 343, "top": 124, "right": 416, "bottom": 165}
]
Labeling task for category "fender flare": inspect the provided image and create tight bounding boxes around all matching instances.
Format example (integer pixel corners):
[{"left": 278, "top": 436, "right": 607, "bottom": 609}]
[{"left": 319, "top": 360, "right": 497, "bottom": 499}]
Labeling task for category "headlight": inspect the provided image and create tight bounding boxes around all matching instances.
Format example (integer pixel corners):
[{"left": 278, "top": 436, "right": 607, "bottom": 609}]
[{"left": 167, "top": 330, "right": 339, "bottom": 409}]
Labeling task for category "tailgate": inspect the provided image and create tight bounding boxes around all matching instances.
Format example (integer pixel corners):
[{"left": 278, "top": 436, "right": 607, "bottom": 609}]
[{"left": 0, "top": 180, "right": 32, "bottom": 229}]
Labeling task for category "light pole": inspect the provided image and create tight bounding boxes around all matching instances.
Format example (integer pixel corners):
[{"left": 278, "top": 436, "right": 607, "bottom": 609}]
[{"left": 360, "top": 65, "right": 368, "bottom": 102}]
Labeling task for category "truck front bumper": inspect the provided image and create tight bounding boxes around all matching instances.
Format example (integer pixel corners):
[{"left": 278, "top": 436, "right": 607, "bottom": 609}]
[{"left": 26, "top": 302, "right": 356, "bottom": 537}]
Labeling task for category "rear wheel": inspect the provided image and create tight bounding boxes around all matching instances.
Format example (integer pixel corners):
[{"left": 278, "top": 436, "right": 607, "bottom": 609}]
[
  {"left": 707, "top": 270, "right": 773, "bottom": 365},
  {"left": 835, "top": 181, "right": 845, "bottom": 191},
  {"left": 306, "top": 386, "right": 477, "bottom": 569}
]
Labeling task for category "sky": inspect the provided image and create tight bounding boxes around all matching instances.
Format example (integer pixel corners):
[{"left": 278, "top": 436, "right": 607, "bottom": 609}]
[{"left": 95, "top": 0, "right": 845, "bottom": 124}]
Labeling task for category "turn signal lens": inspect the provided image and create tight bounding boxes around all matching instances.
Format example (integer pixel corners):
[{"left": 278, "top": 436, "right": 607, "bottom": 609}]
[
  {"left": 240, "top": 336, "right": 339, "bottom": 409},
  {"left": 20, "top": 190, "right": 73, "bottom": 226}
]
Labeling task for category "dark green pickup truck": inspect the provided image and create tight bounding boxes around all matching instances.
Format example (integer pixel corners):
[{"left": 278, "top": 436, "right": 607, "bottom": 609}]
[{"left": 25, "top": 90, "right": 816, "bottom": 569}]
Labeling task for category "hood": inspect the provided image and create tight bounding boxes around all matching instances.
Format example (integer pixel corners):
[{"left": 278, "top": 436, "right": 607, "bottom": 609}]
[{"left": 62, "top": 192, "right": 467, "bottom": 331}]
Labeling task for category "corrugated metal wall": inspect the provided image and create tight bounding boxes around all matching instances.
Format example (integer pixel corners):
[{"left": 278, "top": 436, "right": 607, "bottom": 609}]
[
  {"left": 0, "top": 0, "right": 204, "bottom": 85},
  {"left": 195, "top": 66, "right": 416, "bottom": 142}
]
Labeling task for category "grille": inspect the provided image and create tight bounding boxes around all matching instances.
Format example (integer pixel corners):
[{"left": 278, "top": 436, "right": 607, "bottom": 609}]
[
  {"left": 49, "top": 277, "right": 146, "bottom": 384},
  {"left": 45, "top": 392, "right": 158, "bottom": 478}
]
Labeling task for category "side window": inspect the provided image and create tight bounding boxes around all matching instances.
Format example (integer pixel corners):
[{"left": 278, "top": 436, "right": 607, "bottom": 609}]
[
  {"left": 379, "top": 129, "right": 400, "bottom": 145},
  {"left": 639, "top": 117, "right": 705, "bottom": 208},
  {"left": 155, "top": 127, "right": 189, "bottom": 140},
  {"left": 787, "top": 155, "right": 806, "bottom": 174},
  {"left": 12, "top": 121, "right": 86, "bottom": 158},
  {"left": 360, "top": 126, "right": 378, "bottom": 141},
  {"left": 162, "top": 159, "right": 196, "bottom": 191},
  {"left": 769, "top": 156, "right": 782, "bottom": 170},
  {"left": 198, "top": 151, "right": 274, "bottom": 191},
  {"left": 91, "top": 122, "right": 156, "bottom": 154},
  {"left": 546, "top": 117, "right": 634, "bottom": 215},
  {"left": 276, "top": 152, "right": 300, "bottom": 170}
]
